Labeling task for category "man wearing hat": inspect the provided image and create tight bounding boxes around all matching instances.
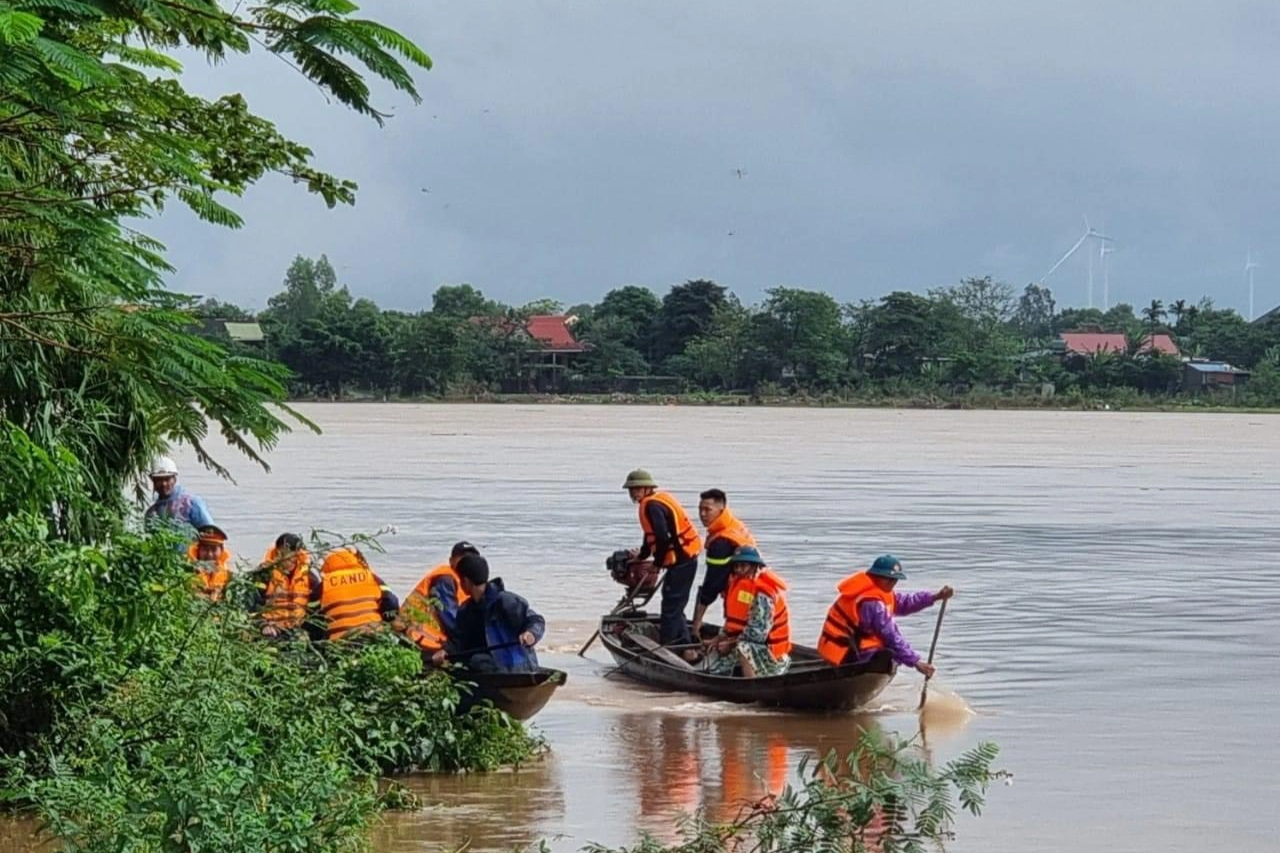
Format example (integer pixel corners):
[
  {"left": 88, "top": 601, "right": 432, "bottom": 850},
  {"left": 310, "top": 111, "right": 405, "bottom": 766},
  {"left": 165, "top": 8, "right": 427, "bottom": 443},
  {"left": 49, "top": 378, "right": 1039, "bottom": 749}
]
[
  {"left": 702, "top": 545, "right": 792, "bottom": 678},
  {"left": 188, "top": 524, "right": 233, "bottom": 601},
  {"left": 623, "top": 469, "right": 703, "bottom": 646},
  {"left": 144, "top": 455, "right": 214, "bottom": 534},
  {"left": 816, "top": 555, "right": 954, "bottom": 677},
  {"left": 435, "top": 554, "right": 544, "bottom": 673},
  {"left": 397, "top": 541, "right": 478, "bottom": 659}
]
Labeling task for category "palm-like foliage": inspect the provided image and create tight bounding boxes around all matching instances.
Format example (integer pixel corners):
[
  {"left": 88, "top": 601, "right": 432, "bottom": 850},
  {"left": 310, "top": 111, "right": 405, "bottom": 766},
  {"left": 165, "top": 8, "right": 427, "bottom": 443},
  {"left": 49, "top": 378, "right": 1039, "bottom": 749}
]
[{"left": 0, "top": 0, "right": 431, "bottom": 506}]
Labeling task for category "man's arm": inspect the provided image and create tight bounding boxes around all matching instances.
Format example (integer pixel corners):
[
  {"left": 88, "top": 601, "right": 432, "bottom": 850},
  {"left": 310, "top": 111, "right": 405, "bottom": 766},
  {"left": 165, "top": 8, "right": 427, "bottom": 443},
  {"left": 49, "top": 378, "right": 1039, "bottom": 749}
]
[
  {"left": 692, "top": 537, "right": 736, "bottom": 630},
  {"left": 188, "top": 496, "right": 214, "bottom": 529},
  {"left": 858, "top": 599, "right": 921, "bottom": 667},
  {"left": 303, "top": 572, "right": 325, "bottom": 642},
  {"left": 430, "top": 575, "right": 462, "bottom": 636},
  {"left": 645, "top": 500, "right": 677, "bottom": 566},
  {"left": 374, "top": 572, "right": 399, "bottom": 619},
  {"left": 893, "top": 589, "right": 939, "bottom": 617},
  {"left": 502, "top": 592, "right": 546, "bottom": 644}
]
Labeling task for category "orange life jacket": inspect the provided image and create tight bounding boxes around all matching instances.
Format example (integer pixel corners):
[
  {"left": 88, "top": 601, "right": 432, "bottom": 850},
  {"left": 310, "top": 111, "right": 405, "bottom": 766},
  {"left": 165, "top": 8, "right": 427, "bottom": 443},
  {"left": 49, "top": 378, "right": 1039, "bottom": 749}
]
[
  {"left": 259, "top": 546, "right": 313, "bottom": 629},
  {"left": 402, "top": 563, "right": 469, "bottom": 651},
  {"left": 722, "top": 568, "right": 792, "bottom": 659},
  {"left": 704, "top": 508, "right": 757, "bottom": 568},
  {"left": 319, "top": 549, "right": 385, "bottom": 640},
  {"left": 816, "top": 571, "right": 895, "bottom": 666},
  {"left": 187, "top": 544, "right": 231, "bottom": 601},
  {"left": 639, "top": 491, "right": 703, "bottom": 567}
]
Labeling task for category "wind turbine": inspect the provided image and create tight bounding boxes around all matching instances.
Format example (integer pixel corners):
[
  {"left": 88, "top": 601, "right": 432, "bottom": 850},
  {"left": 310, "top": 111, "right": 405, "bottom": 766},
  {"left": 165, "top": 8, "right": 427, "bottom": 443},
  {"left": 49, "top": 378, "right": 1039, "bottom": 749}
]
[
  {"left": 1245, "top": 250, "right": 1259, "bottom": 321},
  {"left": 1040, "top": 216, "right": 1114, "bottom": 308},
  {"left": 1100, "top": 241, "right": 1116, "bottom": 310}
]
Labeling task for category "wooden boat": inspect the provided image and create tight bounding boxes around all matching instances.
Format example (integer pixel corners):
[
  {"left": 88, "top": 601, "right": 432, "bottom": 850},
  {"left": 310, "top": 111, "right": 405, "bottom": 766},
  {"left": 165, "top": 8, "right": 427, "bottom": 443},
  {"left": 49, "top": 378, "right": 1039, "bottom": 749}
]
[
  {"left": 455, "top": 667, "right": 567, "bottom": 721},
  {"left": 598, "top": 613, "right": 895, "bottom": 712}
]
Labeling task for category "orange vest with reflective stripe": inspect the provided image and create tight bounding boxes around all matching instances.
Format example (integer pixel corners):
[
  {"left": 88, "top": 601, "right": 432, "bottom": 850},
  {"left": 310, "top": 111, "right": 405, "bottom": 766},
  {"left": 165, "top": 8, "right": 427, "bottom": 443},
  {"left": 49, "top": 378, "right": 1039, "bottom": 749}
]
[
  {"left": 816, "top": 571, "right": 894, "bottom": 666},
  {"left": 259, "top": 546, "right": 312, "bottom": 629},
  {"left": 187, "top": 544, "right": 231, "bottom": 601},
  {"left": 402, "top": 563, "right": 469, "bottom": 651},
  {"left": 723, "top": 569, "right": 792, "bottom": 659},
  {"left": 319, "top": 549, "right": 384, "bottom": 640},
  {"left": 639, "top": 491, "right": 703, "bottom": 567},
  {"left": 705, "top": 508, "right": 756, "bottom": 556}
]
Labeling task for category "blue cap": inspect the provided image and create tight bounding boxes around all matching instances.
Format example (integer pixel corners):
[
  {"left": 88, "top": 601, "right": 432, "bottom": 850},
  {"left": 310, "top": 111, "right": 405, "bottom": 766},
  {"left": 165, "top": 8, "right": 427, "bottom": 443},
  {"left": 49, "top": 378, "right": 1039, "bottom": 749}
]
[
  {"left": 867, "top": 555, "right": 906, "bottom": 580},
  {"left": 729, "top": 545, "right": 767, "bottom": 567}
]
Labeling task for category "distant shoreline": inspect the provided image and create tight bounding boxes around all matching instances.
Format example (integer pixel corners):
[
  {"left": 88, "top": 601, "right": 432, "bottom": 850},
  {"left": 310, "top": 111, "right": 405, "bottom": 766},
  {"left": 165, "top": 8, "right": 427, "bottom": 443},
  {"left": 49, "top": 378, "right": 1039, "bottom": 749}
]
[{"left": 285, "top": 392, "right": 1280, "bottom": 414}]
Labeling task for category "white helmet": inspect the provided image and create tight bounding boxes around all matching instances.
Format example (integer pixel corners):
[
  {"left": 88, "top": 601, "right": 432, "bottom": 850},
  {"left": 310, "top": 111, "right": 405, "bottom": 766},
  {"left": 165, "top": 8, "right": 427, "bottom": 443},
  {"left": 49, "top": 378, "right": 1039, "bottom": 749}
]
[{"left": 149, "top": 456, "right": 178, "bottom": 478}]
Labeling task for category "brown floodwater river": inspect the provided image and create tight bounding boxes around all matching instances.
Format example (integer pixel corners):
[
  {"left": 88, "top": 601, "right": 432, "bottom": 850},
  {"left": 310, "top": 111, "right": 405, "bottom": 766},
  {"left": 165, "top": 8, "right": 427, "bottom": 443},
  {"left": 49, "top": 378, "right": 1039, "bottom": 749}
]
[{"left": 14, "top": 404, "right": 1280, "bottom": 853}]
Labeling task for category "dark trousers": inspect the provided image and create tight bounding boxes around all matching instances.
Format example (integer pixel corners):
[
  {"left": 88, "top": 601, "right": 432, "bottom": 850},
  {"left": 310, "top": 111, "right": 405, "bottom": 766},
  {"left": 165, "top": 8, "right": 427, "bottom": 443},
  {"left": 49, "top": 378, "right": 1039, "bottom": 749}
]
[{"left": 658, "top": 558, "right": 697, "bottom": 645}]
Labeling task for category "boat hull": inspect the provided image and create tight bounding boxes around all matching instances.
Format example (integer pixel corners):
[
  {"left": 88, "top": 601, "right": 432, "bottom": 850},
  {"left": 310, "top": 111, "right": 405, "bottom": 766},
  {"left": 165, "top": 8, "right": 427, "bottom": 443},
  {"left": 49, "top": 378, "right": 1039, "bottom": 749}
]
[
  {"left": 456, "top": 667, "right": 567, "bottom": 721},
  {"left": 599, "top": 613, "right": 895, "bottom": 712}
]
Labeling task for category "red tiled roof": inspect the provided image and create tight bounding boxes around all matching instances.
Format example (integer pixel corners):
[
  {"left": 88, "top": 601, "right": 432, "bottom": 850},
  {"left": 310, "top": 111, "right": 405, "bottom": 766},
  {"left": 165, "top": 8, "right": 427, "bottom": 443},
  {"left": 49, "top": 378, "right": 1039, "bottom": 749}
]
[
  {"left": 469, "top": 314, "right": 585, "bottom": 352},
  {"left": 524, "top": 315, "right": 583, "bottom": 351},
  {"left": 1059, "top": 332, "right": 1179, "bottom": 357}
]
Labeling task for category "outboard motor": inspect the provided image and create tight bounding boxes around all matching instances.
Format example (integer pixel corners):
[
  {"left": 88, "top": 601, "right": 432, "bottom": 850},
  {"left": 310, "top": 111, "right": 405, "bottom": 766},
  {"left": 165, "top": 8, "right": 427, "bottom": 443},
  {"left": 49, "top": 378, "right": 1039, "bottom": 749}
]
[{"left": 606, "top": 549, "right": 660, "bottom": 596}]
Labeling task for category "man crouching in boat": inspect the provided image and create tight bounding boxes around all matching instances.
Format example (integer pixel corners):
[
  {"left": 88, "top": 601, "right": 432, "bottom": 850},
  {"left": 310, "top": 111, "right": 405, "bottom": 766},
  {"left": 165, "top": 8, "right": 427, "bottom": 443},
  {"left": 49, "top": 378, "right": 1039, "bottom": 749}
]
[
  {"left": 701, "top": 546, "right": 792, "bottom": 678},
  {"left": 432, "top": 554, "right": 545, "bottom": 674},
  {"left": 395, "top": 540, "right": 476, "bottom": 663},
  {"left": 304, "top": 547, "right": 400, "bottom": 642},
  {"left": 816, "top": 555, "right": 954, "bottom": 677},
  {"left": 254, "top": 533, "right": 318, "bottom": 638}
]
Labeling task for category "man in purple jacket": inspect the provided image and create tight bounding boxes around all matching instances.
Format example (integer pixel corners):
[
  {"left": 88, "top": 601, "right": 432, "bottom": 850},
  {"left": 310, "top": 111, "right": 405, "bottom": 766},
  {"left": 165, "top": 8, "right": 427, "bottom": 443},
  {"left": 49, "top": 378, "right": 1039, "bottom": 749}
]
[{"left": 817, "top": 555, "right": 954, "bottom": 676}]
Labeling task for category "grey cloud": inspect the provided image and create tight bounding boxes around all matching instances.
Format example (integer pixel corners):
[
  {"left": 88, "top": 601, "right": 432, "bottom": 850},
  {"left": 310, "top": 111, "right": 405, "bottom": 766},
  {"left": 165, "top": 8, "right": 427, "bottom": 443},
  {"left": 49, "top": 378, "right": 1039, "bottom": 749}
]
[{"left": 145, "top": 1, "right": 1280, "bottom": 316}]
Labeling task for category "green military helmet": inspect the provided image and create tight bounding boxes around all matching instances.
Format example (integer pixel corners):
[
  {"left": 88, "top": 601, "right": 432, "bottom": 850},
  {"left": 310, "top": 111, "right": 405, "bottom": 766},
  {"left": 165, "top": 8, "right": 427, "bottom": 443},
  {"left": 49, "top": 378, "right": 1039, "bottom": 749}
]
[{"left": 622, "top": 468, "right": 658, "bottom": 489}]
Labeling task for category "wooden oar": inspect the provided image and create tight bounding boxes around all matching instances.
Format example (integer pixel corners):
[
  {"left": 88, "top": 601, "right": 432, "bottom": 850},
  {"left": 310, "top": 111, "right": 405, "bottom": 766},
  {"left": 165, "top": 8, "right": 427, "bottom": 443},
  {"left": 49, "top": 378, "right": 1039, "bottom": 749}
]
[
  {"left": 917, "top": 598, "right": 948, "bottom": 710},
  {"left": 577, "top": 572, "right": 666, "bottom": 657}
]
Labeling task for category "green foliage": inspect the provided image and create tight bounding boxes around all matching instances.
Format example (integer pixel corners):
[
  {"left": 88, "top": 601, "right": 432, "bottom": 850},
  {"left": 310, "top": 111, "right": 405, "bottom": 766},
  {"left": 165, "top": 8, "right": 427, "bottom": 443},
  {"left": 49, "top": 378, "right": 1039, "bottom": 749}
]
[
  {"left": 0, "top": 426, "right": 542, "bottom": 852},
  {"left": 582, "top": 729, "right": 1007, "bottom": 853}
]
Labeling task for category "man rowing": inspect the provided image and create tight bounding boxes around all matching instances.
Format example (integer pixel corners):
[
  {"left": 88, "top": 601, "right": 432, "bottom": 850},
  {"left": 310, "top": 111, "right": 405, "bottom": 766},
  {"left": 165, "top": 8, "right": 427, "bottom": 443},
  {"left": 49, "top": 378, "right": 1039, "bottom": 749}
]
[{"left": 816, "top": 555, "right": 954, "bottom": 677}]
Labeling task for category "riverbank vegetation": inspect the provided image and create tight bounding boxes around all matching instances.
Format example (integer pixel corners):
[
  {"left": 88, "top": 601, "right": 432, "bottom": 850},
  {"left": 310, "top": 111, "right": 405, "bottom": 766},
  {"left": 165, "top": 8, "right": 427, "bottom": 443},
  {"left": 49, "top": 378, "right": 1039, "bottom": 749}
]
[
  {"left": 0, "top": 0, "right": 543, "bottom": 850},
  {"left": 584, "top": 731, "right": 1006, "bottom": 853},
  {"left": 200, "top": 258, "right": 1280, "bottom": 409}
]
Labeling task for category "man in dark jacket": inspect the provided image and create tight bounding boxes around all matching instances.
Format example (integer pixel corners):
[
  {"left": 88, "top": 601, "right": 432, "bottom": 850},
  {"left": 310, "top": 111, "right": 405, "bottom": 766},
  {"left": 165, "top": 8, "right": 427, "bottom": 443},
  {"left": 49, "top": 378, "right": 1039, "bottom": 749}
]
[{"left": 433, "top": 554, "right": 545, "bottom": 673}]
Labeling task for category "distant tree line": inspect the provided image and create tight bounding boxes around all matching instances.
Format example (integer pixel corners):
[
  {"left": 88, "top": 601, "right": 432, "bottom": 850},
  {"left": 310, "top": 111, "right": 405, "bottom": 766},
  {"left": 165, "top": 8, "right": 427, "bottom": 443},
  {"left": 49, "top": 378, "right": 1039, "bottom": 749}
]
[{"left": 194, "top": 254, "right": 1280, "bottom": 405}]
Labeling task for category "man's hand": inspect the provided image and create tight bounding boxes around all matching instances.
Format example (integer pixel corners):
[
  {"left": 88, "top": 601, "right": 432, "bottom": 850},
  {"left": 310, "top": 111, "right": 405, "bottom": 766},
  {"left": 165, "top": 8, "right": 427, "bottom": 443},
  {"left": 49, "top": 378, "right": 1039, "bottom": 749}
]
[
  {"left": 430, "top": 649, "right": 447, "bottom": 666},
  {"left": 690, "top": 620, "right": 703, "bottom": 640},
  {"left": 915, "top": 661, "right": 936, "bottom": 679},
  {"left": 626, "top": 547, "right": 640, "bottom": 560},
  {"left": 519, "top": 631, "right": 537, "bottom": 647},
  {"left": 935, "top": 585, "right": 955, "bottom": 601},
  {"left": 715, "top": 636, "right": 737, "bottom": 654}
]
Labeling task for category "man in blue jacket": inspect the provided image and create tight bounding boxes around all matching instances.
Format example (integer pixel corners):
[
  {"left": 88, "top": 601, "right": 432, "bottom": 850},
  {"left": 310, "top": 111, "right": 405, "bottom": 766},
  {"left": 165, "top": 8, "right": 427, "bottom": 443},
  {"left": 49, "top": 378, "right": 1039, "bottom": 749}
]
[{"left": 433, "top": 554, "right": 545, "bottom": 673}]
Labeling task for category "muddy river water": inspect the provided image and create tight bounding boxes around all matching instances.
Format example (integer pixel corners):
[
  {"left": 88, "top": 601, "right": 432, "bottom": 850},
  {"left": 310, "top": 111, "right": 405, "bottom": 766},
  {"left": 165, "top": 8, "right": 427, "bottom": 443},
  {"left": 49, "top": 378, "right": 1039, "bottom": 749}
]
[{"left": 31, "top": 404, "right": 1280, "bottom": 853}]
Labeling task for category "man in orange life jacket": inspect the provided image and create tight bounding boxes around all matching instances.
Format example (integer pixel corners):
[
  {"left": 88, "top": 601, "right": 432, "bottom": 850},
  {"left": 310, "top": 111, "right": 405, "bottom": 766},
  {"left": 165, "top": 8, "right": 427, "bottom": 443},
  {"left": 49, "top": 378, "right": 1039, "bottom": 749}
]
[
  {"left": 702, "top": 545, "right": 791, "bottom": 677},
  {"left": 623, "top": 469, "right": 703, "bottom": 646},
  {"left": 188, "top": 524, "right": 232, "bottom": 601},
  {"left": 816, "top": 555, "right": 954, "bottom": 677},
  {"left": 690, "top": 488, "right": 758, "bottom": 641},
  {"left": 254, "top": 532, "right": 319, "bottom": 638},
  {"left": 304, "top": 547, "right": 399, "bottom": 642},
  {"left": 396, "top": 540, "right": 477, "bottom": 661}
]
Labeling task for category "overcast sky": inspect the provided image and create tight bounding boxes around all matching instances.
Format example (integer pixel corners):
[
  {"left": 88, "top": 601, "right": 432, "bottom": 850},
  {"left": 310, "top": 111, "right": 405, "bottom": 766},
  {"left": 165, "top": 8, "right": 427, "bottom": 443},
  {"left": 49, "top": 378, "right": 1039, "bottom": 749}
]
[{"left": 147, "top": 1, "right": 1280, "bottom": 318}]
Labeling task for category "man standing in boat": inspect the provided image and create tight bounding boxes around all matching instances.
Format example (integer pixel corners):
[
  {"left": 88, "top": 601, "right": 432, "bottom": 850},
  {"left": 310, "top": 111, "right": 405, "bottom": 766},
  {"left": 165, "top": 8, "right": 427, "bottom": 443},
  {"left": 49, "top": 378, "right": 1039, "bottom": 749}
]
[
  {"left": 623, "top": 469, "right": 703, "bottom": 646},
  {"left": 816, "top": 555, "right": 954, "bottom": 676},
  {"left": 690, "top": 488, "right": 758, "bottom": 642}
]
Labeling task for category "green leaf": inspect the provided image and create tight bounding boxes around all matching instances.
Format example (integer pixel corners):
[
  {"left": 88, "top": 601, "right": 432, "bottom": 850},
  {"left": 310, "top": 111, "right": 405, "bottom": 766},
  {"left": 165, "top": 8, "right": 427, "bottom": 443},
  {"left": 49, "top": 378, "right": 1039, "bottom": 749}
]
[{"left": 0, "top": 9, "right": 44, "bottom": 44}]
